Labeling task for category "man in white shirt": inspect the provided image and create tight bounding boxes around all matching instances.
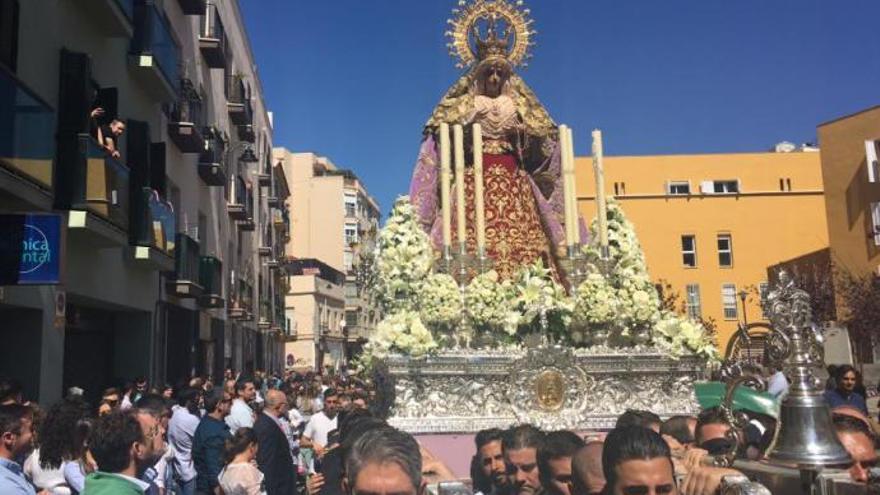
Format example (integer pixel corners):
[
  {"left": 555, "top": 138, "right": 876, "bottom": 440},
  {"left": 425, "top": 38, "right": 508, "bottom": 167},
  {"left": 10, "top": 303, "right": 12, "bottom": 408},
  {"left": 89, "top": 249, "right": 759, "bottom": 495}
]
[
  {"left": 225, "top": 378, "right": 257, "bottom": 434},
  {"left": 301, "top": 388, "right": 339, "bottom": 458},
  {"left": 167, "top": 388, "right": 202, "bottom": 495},
  {"left": 767, "top": 366, "right": 789, "bottom": 398}
]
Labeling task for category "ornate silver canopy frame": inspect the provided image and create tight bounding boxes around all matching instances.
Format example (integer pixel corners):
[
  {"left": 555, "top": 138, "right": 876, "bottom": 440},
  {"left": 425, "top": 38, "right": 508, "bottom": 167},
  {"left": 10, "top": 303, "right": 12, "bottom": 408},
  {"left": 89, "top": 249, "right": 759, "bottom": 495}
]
[{"left": 376, "top": 345, "right": 703, "bottom": 433}]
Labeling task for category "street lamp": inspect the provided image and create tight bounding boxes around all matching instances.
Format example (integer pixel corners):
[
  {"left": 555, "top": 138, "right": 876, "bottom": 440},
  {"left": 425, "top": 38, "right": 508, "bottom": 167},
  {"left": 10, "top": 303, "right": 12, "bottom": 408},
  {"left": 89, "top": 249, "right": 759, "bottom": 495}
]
[{"left": 738, "top": 289, "right": 750, "bottom": 363}]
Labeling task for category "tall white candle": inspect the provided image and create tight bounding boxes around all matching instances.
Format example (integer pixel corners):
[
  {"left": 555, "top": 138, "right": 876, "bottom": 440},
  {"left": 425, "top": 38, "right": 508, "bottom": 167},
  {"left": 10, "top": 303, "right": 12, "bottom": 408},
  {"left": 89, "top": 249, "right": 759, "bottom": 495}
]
[
  {"left": 473, "top": 124, "right": 486, "bottom": 252},
  {"left": 440, "top": 123, "right": 452, "bottom": 247},
  {"left": 565, "top": 127, "right": 579, "bottom": 245},
  {"left": 559, "top": 125, "right": 576, "bottom": 246},
  {"left": 592, "top": 129, "right": 609, "bottom": 249},
  {"left": 454, "top": 124, "right": 466, "bottom": 248}
]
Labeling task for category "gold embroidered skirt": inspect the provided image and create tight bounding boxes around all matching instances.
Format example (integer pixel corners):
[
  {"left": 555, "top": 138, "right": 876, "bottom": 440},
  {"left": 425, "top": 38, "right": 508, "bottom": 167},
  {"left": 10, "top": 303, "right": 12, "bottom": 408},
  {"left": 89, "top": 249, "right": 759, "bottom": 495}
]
[{"left": 454, "top": 153, "right": 558, "bottom": 280}]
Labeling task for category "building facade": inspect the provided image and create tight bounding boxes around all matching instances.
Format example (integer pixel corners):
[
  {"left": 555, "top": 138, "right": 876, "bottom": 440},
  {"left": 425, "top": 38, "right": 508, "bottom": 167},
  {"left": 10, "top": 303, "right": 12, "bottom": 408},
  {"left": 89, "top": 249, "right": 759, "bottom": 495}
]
[
  {"left": 273, "top": 149, "right": 380, "bottom": 371},
  {"left": 818, "top": 106, "right": 880, "bottom": 277},
  {"left": 574, "top": 149, "right": 829, "bottom": 355},
  {"left": 0, "top": 0, "right": 287, "bottom": 405},
  {"left": 814, "top": 106, "right": 880, "bottom": 362}
]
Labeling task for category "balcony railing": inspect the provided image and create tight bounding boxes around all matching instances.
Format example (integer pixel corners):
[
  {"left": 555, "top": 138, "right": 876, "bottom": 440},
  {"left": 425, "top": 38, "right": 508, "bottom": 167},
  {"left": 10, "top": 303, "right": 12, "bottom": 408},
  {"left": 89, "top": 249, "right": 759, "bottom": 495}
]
[
  {"left": 167, "top": 80, "right": 205, "bottom": 153},
  {"left": 198, "top": 2, "right": 227, "bottom": 69},
  {"left": 72, "top": 135, "right": 131, "bottom": 230},
  {"left": 133, "top": 188, "right": 176, "bottom": 255},
  {"left": 259, "top": 301, "right": 271, "bottom": 329},
  {"left": 240, "top": 185, "right": 255, "bottom": 231},
  {"left": 227, "top": 175, "right": 247, "bottom": 220},
  {"left": 229, "top": 279, "right": 253, "bottom": 320},
  {"left": 198, "top": 128, "right": 226, "bottom": 186},
  {"left": 167, "top": 232, "right": 203, "bottom": 298},
  {"left": 226, "top": 74, "right": 252, "bottom": 126},
  {"left": 0, "top": 67, "right": 56, "bottom": 190},
  {"left": 198, "top": 256, "right": 224, "bottom": 308},
  {"left": 238, "top": 124, "right": 255, "bottom": 143},
  {"left": 131, "top": 0, "right": 181, "bottom": 101}
]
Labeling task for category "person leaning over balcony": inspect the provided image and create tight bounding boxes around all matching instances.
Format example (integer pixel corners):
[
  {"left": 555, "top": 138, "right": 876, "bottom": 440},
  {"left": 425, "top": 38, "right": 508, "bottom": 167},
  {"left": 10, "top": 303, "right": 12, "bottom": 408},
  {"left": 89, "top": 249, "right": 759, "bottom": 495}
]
[{"left": 89, "top": 107, "right": 125, "bottom": 160}]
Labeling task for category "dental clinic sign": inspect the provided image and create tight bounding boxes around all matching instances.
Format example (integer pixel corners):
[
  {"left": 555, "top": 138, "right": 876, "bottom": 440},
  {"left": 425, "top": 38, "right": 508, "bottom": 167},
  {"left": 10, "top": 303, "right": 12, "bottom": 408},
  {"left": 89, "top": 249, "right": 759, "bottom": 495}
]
[{"left": 0, "top": 214, "right": 61, "bottom": 285}]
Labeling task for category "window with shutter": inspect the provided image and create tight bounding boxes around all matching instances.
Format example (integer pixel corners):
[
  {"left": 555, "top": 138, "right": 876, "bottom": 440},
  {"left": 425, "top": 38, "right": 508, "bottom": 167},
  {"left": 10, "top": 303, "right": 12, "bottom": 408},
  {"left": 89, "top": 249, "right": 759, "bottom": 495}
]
[
  {"left": 722, "top": 283, "right": 738, "bottom": 320},
  {"left": 668, "top": 181, "right": 690, "bottom": 195},
  {"left": 866, "top": 141, "right": 879, "bottom": 183},
  {"left": 700, "top": 181, "right": 714, "bottom": 194},
  {"left": 681, "top": 235, "right": 696, "bottom": 267},
  {"left": 685, "top": 284, "right": 701, "bottom": 320},
  {"left": 871, "top": 202, "right": 880, "bottom": 246},
  {"left": 717, "top": 234, "right": 733, "bottom": 267}
]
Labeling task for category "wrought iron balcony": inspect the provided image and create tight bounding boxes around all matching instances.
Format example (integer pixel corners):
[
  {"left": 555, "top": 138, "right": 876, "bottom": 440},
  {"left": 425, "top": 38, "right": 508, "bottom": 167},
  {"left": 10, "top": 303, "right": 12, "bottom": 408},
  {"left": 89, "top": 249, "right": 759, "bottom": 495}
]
[
  {"left": 238, "top": 217, "right": 255, "bottom": 232},
  {"left": 227, "top": 176, "right": 247, "bottom": 220},
  {"left": 167, "top": 232, "right": 203, "bottom": 298},
  {"left": 237, "top": 182, "right": 255, "bottom": 231},
  {"left": 198, "top": 128, "right": 226, "bottom": 186},
  {"left": 258, "top": 301, "right": 271, "bottom": 329},
  {"left": 198, "top": 256, "right": 224, "bottom": 308},
  {"left": 228, "top": 277, "right": 254, "bottom": 320},
  {"left": 226, "top": 74, "right": 252, "bottom": 126},
  {"left": 258, "top": 246, "right": 272, "bottom": 257},
  {"left": 64, "top": 135, "right": 131, "bottom": 232},
  {"left": 228, "top": 298, "right": 247, "bottom": 319},
  {"left": 198, "top": 2, "right": 227, "bottom": 69},
  {"left": 256, "top": 173, "right": 271, "bottom": 188},
  {"left": 0, "top": 67, "right": 56, "bottom": 191},
  {"left": 131, "top": 188, "right": 175, "bottom": 270},
  {"left": 238, "top": 124, "right": 255, "bottom": 143},
  {"left": 130, "top": 0, "right": 181, "bottom": 102},
  {"left": 81, "top": 0, "right": 134, "bottom": 38},
  {"left": 167, "top": 80, "right": 205, "bottom": 153},
  {"left": 176, "top": 0, "right": 206, "bottom": 16}
]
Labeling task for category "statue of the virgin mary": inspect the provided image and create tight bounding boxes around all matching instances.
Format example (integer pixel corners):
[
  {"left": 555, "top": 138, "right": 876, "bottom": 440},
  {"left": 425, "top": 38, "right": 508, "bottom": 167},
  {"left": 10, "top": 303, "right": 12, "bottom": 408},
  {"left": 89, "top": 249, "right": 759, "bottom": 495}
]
[{"left": 408, "top": 0, "right": 587, "bottom": 281}]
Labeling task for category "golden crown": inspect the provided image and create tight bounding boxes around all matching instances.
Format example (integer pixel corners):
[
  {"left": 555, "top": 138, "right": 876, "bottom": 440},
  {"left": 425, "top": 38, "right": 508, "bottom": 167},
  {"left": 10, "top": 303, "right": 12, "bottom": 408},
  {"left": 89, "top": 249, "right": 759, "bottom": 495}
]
[{"left": 445, "top": 0, "right": 535, "bottom": 70}]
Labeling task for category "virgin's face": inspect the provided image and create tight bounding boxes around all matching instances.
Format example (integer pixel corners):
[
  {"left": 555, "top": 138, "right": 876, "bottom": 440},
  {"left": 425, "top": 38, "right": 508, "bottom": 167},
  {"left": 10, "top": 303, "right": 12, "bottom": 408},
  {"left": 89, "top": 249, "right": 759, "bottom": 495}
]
[{"left": 481, "top": 62, "right": 510, "bottom": 97}]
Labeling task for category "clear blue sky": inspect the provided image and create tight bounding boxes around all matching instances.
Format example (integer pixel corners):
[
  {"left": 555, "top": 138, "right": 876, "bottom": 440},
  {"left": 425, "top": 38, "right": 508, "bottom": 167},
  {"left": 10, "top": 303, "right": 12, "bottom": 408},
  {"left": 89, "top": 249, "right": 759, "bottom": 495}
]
[{"left": 241, "top": 0, "right": 880, "bottom": 215}]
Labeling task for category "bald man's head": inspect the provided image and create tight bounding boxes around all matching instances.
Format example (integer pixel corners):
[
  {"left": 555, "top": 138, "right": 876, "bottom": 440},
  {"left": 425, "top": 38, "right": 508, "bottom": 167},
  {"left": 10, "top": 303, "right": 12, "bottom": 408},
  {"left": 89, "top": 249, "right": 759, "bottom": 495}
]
[
  {"left": 264, "top": 390, "right": 288, "bottom": 416},
  {"left": 571, "top": 441, "right": 604, "bottom": 495}
]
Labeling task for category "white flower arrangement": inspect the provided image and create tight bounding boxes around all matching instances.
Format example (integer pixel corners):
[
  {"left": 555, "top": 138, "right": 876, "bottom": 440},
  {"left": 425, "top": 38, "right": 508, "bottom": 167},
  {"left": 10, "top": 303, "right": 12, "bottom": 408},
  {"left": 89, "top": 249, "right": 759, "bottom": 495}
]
[
  {"left": 360, "top": 196, "right": 718, "bottom": 366},
  {"left": 419, "top": 272, "right": 463, "bottom": 330},
  {"left": 573, "top": 273, "right": 618, "bottom": 327},
  {"left": 652, "top": 312, "right": 720, "bottom": 362},
  {"left": 374, "top": 196, "right": 435, "bottom": 313},
  {"left": 359, "top": 310, "right": 438, "bottom": 368},
  {"left": 510, "top": 260, "right": 574, "bottom": 338},
  {"left": 465, "top": 270, "right": 518, "bottom": 335}
]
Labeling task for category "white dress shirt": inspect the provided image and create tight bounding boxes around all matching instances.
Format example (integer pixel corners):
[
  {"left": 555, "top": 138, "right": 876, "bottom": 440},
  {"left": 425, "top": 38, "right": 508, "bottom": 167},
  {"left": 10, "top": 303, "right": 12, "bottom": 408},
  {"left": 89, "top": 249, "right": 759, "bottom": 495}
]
[{"left": 225, "top": 398, "right": 254, "bottom": 434}]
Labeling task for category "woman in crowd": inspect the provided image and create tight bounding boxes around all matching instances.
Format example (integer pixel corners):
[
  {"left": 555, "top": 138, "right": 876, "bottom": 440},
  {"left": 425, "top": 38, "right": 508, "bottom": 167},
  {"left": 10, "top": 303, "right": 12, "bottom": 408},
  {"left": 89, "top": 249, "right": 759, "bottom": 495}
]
[
  {"left": 24, "top": 396, "right": 93, "bottom": 494},
  {"left": 219, "top": 427, "right": 265, "bottom": 495}
]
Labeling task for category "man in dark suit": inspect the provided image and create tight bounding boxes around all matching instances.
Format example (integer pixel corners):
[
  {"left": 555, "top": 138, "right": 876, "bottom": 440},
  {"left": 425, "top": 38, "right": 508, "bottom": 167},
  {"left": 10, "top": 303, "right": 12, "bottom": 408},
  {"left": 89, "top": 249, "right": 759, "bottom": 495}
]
[{"left": 254, "top": 389, "right": 297, "bottom": 494}]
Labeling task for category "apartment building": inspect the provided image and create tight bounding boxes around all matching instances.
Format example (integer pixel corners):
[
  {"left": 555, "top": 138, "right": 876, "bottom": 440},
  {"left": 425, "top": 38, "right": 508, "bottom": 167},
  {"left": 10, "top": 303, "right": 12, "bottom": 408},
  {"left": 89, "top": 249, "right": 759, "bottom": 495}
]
[
  {"left": 574, "top": 147, "right": 828, "bottom": 356},
  {"left": 0, "top": 0, "right": 287, "bottom": 404},
  {"left": 273, "top": 149, "right": 380, "bottom": 371}
]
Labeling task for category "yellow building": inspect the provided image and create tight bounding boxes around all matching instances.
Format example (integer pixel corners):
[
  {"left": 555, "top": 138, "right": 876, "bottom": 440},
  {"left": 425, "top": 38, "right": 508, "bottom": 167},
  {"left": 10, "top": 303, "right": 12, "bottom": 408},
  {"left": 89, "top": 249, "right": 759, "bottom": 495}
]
[
  {"left": 574, "top": 148, "right": 829, "bottom": 354},
  {"left": 818, "top": 106, "right": 880, "bottom": 277}
]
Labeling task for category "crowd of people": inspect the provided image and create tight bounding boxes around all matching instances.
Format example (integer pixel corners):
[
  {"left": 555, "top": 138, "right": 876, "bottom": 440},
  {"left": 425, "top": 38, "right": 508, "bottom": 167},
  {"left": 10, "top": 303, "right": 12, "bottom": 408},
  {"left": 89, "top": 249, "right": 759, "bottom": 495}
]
[{"left": 0, "top": 364, "right": 877, "bottom": 494}]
